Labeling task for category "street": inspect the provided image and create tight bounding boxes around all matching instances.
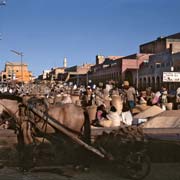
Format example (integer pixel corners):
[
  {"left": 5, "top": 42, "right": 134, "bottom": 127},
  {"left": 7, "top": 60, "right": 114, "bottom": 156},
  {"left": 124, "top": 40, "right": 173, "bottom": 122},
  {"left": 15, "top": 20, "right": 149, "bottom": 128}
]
[{"left": 0, "top": 163, "right": 180, "bottom": 180}]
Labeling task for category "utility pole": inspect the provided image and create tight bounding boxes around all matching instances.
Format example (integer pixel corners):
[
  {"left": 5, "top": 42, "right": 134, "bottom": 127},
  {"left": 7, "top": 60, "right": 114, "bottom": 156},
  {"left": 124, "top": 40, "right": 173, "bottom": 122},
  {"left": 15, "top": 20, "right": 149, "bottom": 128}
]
[
  {"left": 10, "top": 50, "right": 24, "bottom": 84},
  {"left": 136, "top": 55, "right": 139, "bottom": 90}
]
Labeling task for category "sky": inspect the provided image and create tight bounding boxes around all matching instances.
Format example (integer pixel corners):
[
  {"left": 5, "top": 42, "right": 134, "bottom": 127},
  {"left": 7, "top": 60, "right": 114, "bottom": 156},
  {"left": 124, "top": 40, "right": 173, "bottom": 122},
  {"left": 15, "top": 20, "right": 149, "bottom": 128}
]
[{"left": 0, "top": 0, "right": 180, "bottom": 76}]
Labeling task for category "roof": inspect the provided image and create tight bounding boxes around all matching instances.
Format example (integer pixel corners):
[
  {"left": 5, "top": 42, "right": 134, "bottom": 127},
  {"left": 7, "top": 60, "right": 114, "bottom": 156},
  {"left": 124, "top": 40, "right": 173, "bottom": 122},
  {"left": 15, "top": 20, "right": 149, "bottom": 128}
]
[
  {"left": 107, "top": 56, "right": 123, "bottom": 60},
  {"left": 6, "top": 62, "right": 27, "bottom": 66},
  {"left": 140, "top": 32, "right": 180, "bottom": 46}
]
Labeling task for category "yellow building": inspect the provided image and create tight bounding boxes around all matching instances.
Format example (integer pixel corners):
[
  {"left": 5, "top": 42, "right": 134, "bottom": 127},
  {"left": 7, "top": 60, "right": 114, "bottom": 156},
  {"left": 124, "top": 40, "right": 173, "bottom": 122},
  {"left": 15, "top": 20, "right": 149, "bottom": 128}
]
[{"left": 1, "top": 62, "right": 32, "bottom": 83}]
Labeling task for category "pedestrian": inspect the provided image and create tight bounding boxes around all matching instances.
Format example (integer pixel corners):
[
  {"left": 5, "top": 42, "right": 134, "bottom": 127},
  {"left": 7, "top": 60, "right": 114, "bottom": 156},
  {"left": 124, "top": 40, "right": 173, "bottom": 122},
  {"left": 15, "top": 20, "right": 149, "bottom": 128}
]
[
  {"left": 176, "top": 87, "right": 180, "bottom": 109},
  {"left": 152, "top": 91, "right": 161, "bottom": 106},
  {"left": 123, "top": 81, "right": 136, "bottom": 110},
  {"left": 139, "top": 91, "right": 147, "bottom": 105}
]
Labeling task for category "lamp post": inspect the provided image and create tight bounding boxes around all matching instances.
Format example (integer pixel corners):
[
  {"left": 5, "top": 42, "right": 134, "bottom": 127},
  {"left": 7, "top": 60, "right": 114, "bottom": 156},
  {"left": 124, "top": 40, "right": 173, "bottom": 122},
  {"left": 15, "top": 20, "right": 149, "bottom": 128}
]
[
  {"left": 10, "top": 50, "right": 24, "bottom": 83},
  {"left": 136, "top": 54, "right": 143, "bottom": 89},
  {"left": 136, "top": 56, "right": 139, "bottom": 89}
]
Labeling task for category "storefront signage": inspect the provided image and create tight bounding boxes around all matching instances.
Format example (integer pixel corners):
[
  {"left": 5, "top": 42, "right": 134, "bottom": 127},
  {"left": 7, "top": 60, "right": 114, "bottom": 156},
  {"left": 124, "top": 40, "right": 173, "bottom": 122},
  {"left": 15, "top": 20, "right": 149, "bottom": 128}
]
[{"left": 163, "top": 72, "right": 180, "bottom": 82}]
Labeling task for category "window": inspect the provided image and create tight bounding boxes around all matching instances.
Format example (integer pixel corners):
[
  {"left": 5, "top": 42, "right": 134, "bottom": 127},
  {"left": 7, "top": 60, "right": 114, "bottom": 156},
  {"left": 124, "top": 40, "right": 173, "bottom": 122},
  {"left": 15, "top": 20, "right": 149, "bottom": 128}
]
[
  {"left": 156, "top": 63, "right": 161, "bottom": 68},
  {"left": 144, "top": 60, "right": 148, "bottom": 63},
  {"left": 166, "top": 62, "right": 170, "bottom": 67}
]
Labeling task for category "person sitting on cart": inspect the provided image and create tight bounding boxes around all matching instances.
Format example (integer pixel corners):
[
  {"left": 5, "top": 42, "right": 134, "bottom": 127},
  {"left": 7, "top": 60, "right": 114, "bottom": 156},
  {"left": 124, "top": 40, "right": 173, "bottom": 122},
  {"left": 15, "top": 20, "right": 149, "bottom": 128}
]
[
  {"left": 92, "top": 104, "right": 107, "bottom": 126},
  {"left": 106, "top": 106, "right": 122, "bottom": 127}
]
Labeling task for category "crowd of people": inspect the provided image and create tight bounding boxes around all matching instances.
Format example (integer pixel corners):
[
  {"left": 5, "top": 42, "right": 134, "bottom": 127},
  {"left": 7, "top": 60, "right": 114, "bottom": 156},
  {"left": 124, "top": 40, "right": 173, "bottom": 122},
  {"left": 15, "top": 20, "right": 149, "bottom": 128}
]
[
  {"left": 1, "top": 80, "right": 180, "bottom": 128},
  {"left": 78, "top": 81, "right": 180, "bottom": 128}
]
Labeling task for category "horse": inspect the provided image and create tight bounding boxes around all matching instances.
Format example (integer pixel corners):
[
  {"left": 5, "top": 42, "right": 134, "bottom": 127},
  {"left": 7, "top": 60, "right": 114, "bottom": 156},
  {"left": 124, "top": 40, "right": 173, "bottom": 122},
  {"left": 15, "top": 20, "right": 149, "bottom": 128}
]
[{"left": 0, "top": 94, "right": 91, "bottom": 169}]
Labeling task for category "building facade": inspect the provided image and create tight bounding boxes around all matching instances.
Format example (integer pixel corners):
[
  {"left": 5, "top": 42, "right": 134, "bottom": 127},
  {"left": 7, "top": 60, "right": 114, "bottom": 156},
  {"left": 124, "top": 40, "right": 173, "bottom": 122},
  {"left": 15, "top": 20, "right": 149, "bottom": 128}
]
[
  {"left": 1, "top": 62, "right": 32, "bottom": 83},
  {"left": 64, "top": 63, "right": 93, "bottom": 85},
  {"left": 37, "top": 32, "right": 180, "bottom": 90},
  {"left": 88, "top": 54, "right": 151, "bottom": 87},
  {"left": 138, "top": 32, "right": 180, "bottom": 91},
  {"left": 140, "top": 33, "right": 180, "bottom": 54}
]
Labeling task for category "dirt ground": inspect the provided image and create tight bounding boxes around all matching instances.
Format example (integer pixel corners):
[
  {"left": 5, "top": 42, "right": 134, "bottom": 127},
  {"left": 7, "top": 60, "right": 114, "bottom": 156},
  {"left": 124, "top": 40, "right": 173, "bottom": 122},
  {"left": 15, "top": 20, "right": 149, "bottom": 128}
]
[
  {"left": 0, "top": 130, "right": 180, "bottom": 180},
  {"left": 0, "top": 163, "right": 180, "bottom": 180}
]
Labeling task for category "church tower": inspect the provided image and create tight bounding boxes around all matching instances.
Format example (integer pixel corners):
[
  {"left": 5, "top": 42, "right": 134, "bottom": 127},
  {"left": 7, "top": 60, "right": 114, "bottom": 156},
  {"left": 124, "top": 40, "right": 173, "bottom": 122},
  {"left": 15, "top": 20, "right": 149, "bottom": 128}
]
[{"left": 63, "top": 57, "right": 67, "bottom": 68}]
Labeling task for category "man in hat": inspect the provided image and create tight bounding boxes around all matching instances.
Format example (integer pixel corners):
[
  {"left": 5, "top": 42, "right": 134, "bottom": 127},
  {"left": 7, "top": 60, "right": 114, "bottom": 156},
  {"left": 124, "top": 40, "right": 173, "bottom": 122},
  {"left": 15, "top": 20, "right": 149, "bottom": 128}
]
[{"left": 123, "top": 81, "right": 136, "bottom": 110}]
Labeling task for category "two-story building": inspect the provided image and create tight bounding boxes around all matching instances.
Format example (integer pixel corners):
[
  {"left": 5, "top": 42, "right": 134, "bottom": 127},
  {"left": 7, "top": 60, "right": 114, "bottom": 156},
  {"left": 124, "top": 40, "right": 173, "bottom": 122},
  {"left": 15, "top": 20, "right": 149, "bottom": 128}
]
[
  {"left": 1, "top": 62, "right": 32, "bottom": 83},
  {"left": 88, "top": 54, "right": 151, "bottom": 87},
  {"left": 138, "top": 32, "right": 180, "bottom": 90}
]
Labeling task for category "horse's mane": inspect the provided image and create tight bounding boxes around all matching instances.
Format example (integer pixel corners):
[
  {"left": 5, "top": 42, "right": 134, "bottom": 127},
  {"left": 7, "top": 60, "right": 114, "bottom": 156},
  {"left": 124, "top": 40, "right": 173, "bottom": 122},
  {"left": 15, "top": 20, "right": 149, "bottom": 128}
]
[{"left": 0, "top": 94, "right": 22, "bottom": 102}]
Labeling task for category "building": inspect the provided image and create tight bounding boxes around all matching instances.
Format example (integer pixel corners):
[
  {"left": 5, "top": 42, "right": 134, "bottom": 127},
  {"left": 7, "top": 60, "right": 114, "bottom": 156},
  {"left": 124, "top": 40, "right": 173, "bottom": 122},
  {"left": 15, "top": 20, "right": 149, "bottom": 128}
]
[
  {"left": 64, "top": 63, "right": 93, "bottom": 85},
  {"left": 140, "top": 32, "right": 180, "bottom": 54},
  {"left": 1, "top": 62, "right": 32, "bottom": 83},
  {"left": 88, "top": 54, "right": 151, "bottom": 87},
  {"left": 38, "top": 69, "right": 51, "bottom": 80},
  {"left": 38, "top": 58, "right": 68, "bottom": 82},
  {"left": 88, "top": 55, "right": 122, "bottom": 86},
  {"left": 36, "top": 32, "right": 180, "bottom": 90},
  {"left": 138, "top": 32, "right": 180, "bottom": 90},
  {"left": 88, "top": 33, "right": 180, "bottom": 89},
  {"left": 49, "top": 67, "right": 65, "bottom": 81}
]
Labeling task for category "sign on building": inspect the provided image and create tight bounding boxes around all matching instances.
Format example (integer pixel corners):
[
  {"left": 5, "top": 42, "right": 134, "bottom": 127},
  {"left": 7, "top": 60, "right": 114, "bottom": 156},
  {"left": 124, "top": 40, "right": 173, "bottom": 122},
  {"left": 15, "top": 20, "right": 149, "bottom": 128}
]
[{"left": 163, "top": 72, "right": 180, "bottom": 82}]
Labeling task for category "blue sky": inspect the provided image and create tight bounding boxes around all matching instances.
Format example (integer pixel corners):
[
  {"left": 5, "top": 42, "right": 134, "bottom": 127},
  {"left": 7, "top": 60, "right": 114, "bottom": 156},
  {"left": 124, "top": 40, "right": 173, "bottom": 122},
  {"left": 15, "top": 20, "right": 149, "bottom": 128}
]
[{"left": 0, "top": 0, "right": 180, "bottom": 76}]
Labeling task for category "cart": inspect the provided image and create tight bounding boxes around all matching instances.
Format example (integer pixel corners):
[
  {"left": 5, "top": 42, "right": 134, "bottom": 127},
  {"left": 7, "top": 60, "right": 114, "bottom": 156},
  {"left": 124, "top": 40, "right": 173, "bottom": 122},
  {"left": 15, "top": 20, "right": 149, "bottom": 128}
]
[{"left": 15, "top": 100, "right": 150, "bottom": 180}]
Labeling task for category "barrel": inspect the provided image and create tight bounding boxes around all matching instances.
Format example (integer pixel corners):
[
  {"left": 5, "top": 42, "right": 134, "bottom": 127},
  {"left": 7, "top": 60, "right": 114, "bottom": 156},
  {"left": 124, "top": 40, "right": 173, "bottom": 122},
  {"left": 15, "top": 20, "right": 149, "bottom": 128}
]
[{"left": 111, "top": 95, "right": 123, "bottom": 114}]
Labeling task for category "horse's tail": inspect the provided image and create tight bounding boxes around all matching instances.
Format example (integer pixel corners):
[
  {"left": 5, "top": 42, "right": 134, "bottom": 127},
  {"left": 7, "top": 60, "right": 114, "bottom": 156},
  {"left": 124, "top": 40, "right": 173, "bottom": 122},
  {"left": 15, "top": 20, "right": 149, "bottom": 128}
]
[{"left": 83, "top": 111, "right": 91, "bottom": 145}]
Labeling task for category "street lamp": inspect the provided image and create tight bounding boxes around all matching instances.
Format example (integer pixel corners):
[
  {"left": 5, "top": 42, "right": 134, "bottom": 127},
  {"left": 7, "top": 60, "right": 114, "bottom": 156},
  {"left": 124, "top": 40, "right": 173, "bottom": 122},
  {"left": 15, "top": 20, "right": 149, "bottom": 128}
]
[
  {"left": 136, "top": 57, "right": 139, "bottom": 89},
  {"left": 10, "top": 50, "right": 24, "bottom": 83}
]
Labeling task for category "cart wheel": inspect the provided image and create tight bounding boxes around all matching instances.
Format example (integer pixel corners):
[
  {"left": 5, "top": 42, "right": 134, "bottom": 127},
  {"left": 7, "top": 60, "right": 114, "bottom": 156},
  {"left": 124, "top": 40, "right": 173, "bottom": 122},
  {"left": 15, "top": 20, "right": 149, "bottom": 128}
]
[{"left": 125, "top": 152, "right": 151, "bottom": 180}]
